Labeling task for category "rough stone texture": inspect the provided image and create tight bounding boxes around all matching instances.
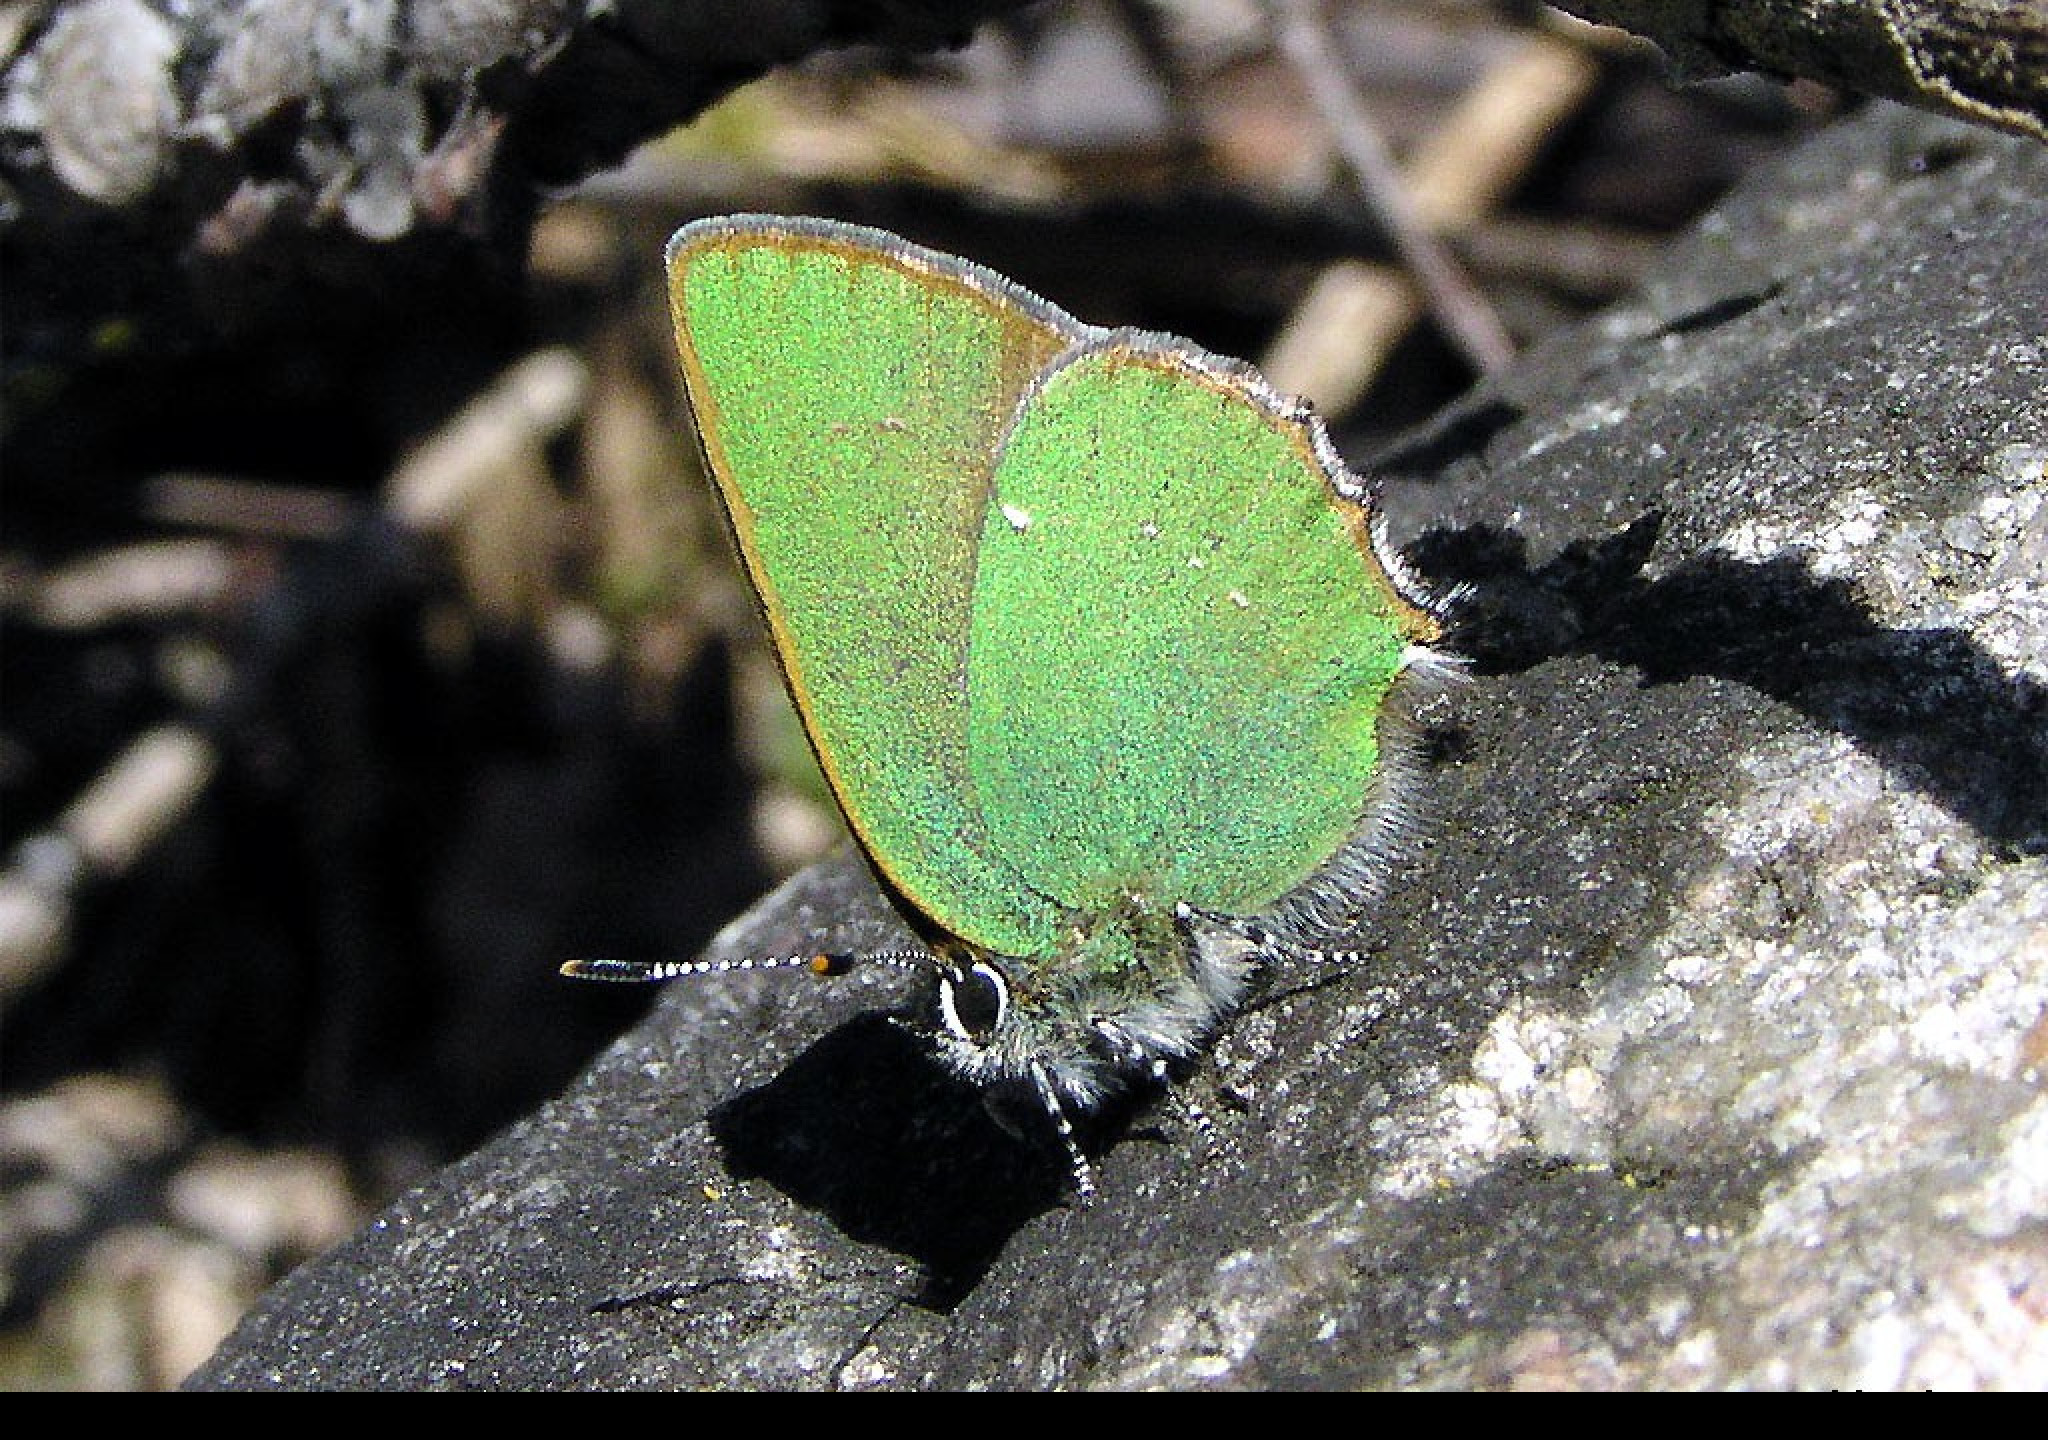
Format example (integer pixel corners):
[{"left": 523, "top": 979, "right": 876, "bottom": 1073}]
[{"left": 188, "top": 105, "right": 2048, "bottom": 1390}]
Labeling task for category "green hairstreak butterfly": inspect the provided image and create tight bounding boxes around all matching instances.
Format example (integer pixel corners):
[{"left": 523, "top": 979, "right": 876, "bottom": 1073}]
[{"left": 567, "top": 215, "right": 1452, "bottom": 1199}]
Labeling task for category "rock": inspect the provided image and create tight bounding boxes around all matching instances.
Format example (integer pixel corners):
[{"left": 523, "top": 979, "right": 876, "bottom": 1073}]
[
  {"left": 30, "top": 0, "right": 180, "bottom": 205},
  {"left": 187, "top": 104, "right": 2048, "bottom": 1390}
]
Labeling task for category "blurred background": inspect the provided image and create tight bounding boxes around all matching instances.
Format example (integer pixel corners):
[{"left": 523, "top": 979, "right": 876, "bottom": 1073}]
[{"left": 0, "top": 0, "right": 1833, "bottom": 1388}]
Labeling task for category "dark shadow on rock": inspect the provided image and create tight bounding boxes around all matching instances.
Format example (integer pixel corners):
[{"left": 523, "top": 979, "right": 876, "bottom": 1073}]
[
  {"left": 708, "top": 1013, "right": 1085, "bottom": 1307},
  {"left": 1413, "top": 516, "right": 2048, "bottom": 857},
  {"left": 1367, "top": 395, "right": 1526, "bottom": 480},
  {"left": 1644, "top": 281, "right": 1785, "bottom": 339}
]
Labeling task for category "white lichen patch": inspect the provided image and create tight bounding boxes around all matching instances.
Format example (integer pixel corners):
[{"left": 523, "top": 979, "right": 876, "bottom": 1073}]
[
  {"left": 735, "top": 1222, "right": 823, "bottom": 1287},
  {"left": 1522, "top": 396, "right": 1633, "bottom": 459},
  {"left": 1715, "top": 487, "right": 1889, "bottom": 580}
]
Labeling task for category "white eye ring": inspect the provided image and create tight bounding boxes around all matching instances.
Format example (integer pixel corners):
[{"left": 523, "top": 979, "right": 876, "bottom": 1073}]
[{"left": 937, "top": 960, "right": 1010, "bottom": 1043}]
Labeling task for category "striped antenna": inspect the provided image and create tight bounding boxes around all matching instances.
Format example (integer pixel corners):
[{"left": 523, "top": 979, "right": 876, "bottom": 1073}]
[{"left": 560, "top": 948, "right": 939, "bottom": 983}]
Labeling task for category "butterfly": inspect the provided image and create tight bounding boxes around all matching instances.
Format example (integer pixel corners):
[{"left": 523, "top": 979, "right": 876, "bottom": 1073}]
[{"left": 566, "top": 215, "right": 1452, "bottom": 1199}]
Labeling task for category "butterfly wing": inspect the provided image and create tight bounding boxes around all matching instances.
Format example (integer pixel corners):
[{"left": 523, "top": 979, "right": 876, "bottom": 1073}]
[
  {"left": 667, "top": 217, "right": 1082, "bottom": 957},
  {"left": 965, "top": 337, "right": 1437, "bottom": 925}
]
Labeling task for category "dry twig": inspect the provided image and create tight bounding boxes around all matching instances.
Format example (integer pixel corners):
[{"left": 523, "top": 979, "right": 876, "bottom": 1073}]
[{"left": 1263, "top": 21, "right": 1604, "bottom": 417}]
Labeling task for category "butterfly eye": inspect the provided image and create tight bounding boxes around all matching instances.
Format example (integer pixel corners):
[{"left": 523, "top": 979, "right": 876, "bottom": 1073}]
[{"left": 938, "top": 960, "right": 1010, "bottom": 1044}]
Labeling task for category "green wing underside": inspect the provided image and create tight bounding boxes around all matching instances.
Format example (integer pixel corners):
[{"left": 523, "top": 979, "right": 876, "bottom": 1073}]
[
  {"left": 671, "top": 223, "right": 1419, "bottom": 963},
  {"left": 968, "top": 348, "right": 1414, "bottom": 924},
  {"left": 671, "top": 226, "right": 1076, "bottom": 956}
]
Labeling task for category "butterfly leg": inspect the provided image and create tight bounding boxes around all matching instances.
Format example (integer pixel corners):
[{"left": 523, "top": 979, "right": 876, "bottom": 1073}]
[
  {"left": 1173, "top": 901, "right": 1368, "bottom": 971},
  {"left": 1152, "top": 1061, "right": 1222, "bottom": 1160},
  {"left": 1029, "top": 1059, "right": 1098, "bottom": 1204},
  {"left": 1093, "top": 1020, "right": 1222, "bottom": 1163}
]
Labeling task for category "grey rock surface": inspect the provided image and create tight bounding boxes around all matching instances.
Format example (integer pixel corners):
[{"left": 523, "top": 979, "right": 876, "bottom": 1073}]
[{"left": 189, "top": 105, "right": 2048, "bottom": 1390}]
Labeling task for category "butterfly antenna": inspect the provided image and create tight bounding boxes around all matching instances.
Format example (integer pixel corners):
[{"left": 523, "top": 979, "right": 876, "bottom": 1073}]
[{"left": 560, "top": 949, "right": 935, "bottom": 983}]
